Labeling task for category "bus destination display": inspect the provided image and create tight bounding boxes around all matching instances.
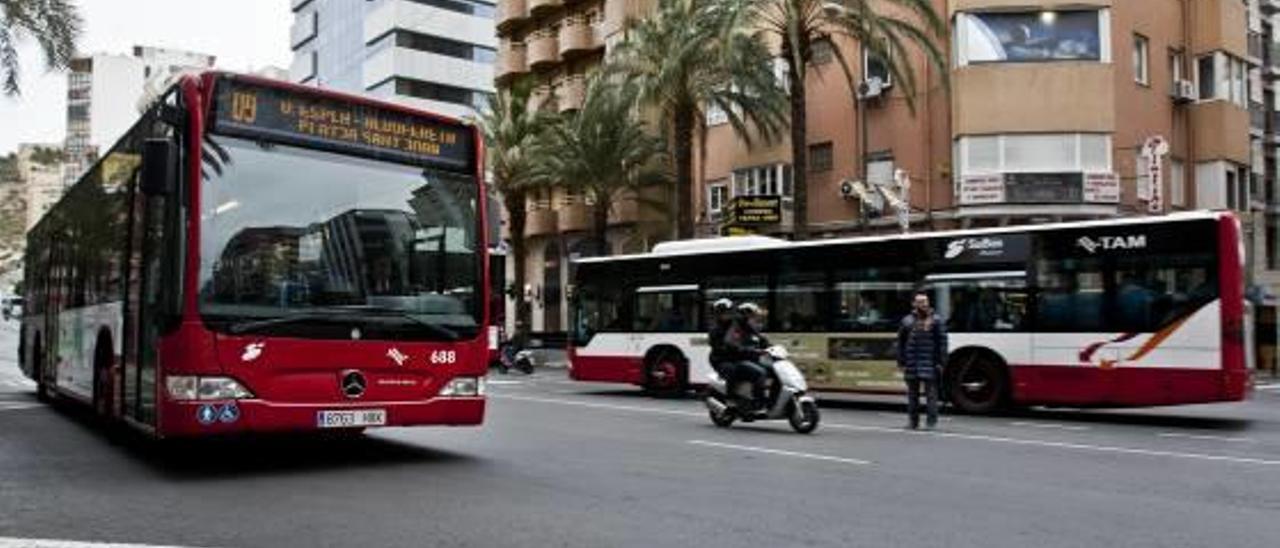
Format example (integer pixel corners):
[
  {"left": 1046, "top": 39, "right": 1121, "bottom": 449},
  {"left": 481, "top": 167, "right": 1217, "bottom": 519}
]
[{"left": 211, "top": 79, "right": 472, "bottom": 169}]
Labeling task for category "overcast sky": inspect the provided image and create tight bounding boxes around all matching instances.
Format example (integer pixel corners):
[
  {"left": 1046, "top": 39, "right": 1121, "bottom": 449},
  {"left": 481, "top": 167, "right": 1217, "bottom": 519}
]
[{"left": 0, "top": 0, "right": 293, "bottom": 154}]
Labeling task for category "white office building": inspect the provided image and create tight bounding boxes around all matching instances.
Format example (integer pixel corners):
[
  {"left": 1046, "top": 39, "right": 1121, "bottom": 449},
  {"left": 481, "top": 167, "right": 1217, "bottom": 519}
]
[
  {"left": 63, "top": 46, "right": 216, "bottom": 183},
  {"left": 289, "top": 0, "right": 497, "bottom": 119}
]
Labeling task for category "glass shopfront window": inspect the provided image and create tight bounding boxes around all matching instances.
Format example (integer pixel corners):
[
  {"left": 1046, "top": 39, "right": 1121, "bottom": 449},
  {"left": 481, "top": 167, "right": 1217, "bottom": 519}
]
[{"left": 957, "top": 10, "right": 1107, "bottom": 66}]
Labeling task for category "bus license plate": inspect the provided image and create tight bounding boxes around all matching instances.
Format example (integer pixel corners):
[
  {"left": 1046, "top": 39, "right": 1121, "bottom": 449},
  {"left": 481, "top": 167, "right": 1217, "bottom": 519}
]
[{"left": 317, "top": 409, "right": 387, "bottom": 428}]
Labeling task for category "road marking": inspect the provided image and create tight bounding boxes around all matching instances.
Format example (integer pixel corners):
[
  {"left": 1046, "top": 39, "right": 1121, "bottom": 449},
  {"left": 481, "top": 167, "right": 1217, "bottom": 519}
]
[
  {"left": 1010, "top": 421, "right": 1090, "bottom": 432},
  {"left": 496, "top": 394, "right": 1280, "bottom": 468},
  {"left": 0, "top": 403, "right": 40, "bottom": 412},
  {"left": 1257, "top": 384, "right": 1280, "bottom": 392},
  {"left": 688, "top": 440, "right": 871, "bottom": 466},
  {"left": 1157, "top": 432, "right": 1256, "bottom": 443},
  {"left": 0, "top": 538, "right": 209, "bottom": 548},
  {"left": 877, "top": 412, "right": 951, "bottom": 422},
  {"left": 487, "top": 380, "right": 525, "bottom": 386}
]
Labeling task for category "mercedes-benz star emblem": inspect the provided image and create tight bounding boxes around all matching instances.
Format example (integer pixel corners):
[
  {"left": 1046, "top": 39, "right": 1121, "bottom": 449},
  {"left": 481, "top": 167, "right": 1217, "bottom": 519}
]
[{"left": 341, "top": 371, "right": 367, "bottom": 399}]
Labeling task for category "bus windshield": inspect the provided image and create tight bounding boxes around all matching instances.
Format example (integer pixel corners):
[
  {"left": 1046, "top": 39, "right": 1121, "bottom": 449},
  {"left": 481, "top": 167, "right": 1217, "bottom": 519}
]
[{"left": 198, "top": 136, "right": 480, "bottom": 339}]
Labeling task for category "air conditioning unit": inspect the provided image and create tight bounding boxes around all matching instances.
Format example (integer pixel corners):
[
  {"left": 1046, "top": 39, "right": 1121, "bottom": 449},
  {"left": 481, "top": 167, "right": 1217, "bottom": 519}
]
[
  {"left": 1172, "top": 79, "right": 1196, "bottom": 103},
  {"left": 857, "top": 78, "right": 885, "bottom": 100}
]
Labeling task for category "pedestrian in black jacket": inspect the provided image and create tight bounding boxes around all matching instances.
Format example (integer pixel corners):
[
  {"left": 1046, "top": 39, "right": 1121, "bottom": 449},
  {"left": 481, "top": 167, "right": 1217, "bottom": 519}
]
[{"left": 898, "top": 293, "right": 948, "bottom": 430}]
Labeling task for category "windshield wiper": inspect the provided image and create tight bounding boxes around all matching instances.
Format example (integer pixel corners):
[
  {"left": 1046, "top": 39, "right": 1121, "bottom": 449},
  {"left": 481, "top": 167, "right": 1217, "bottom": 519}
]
[
  {"left": 328, "top": 305, "right": 462, "bottom": 341},
  {"left": 227, "top": 310, "right": 347, "bottom": 335}
]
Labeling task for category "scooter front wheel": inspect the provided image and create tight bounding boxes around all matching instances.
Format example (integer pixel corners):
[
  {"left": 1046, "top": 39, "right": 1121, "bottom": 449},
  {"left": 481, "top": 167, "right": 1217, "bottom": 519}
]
[{"left": 789, "top": 400, "right": 820, "bottom": 434}]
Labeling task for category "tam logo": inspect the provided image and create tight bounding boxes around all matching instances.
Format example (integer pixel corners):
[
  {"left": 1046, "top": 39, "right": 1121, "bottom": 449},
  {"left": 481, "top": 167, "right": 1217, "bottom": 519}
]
[{"left": 1076, "top": 235, "right": 1147, "bottom": 254}]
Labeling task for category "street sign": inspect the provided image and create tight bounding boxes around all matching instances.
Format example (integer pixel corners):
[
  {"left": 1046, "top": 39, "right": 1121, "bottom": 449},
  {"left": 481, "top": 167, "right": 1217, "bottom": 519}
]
[
  {"left": 958, "top": 175, "right": 1005, "bottom": 205},
  {"left": 1142, "top": 136, "right": 1169, "bottom": 213},
  {"left": 1083, "top": 173, "right": 1120, "bottom": 203}
]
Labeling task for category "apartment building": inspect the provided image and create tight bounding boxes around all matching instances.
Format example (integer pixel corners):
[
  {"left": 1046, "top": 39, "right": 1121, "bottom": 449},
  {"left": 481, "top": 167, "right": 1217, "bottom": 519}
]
[
  {"left": 290, "top": 0, "right": 497, "bottom": 119},
  {"left": 494, "top": 0, "right": 1276, "bottom": 375}
]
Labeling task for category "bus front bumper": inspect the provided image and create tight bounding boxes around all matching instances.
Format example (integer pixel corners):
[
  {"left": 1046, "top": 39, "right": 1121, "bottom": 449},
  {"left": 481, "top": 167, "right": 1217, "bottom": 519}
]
[{"left": 157, "top": 397, "right": 486, "bottom": 437}]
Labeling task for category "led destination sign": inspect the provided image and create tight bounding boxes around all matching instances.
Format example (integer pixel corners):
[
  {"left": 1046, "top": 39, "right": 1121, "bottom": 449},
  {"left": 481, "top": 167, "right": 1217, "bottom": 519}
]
[{"left": 211, "top": 78, "right": 473, "bottom": 169}]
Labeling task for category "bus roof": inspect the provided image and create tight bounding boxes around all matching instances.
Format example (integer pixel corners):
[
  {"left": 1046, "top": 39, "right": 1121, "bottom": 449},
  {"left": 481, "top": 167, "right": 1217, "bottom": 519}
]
[{"left": 573, "top": 210, "right": 1230, "bottom": 265}]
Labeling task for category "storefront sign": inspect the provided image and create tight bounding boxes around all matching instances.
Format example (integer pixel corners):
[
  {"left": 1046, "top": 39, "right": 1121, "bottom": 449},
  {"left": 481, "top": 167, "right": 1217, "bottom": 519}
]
[
  {"left": 1083, "top": 172, "right": 1120, "bottom": 203},
  {"left": 724, "top": 195, "right": 782, "bottom": 225},
  {"left": 957, "top": 175, "right": 1005, "bottom": 205},
  {"left": 1004, "top": 172, "right": 1083, "bottom": 204}
]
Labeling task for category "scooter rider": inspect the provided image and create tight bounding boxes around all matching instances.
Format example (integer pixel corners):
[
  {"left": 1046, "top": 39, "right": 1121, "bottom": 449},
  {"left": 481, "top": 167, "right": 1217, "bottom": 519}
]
[
  {"left": 708, "top": 298, "right": 737, "bottom": 376},
  {"left": 724, "top": 302, "right": 770, "bottom": 407}
]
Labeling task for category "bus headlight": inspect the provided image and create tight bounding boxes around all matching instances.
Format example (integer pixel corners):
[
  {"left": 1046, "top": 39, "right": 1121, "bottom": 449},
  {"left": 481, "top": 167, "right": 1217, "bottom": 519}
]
[
  {"left": 438, "top": 377, "right": 485, "bottom": 397},
  {"left": 165, "top": 376, "right": 254, "bottom": 401}
]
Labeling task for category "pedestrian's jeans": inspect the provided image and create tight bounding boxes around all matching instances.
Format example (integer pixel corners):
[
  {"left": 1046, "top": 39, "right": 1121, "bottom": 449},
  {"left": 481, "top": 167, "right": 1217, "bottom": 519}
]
[{"left": 905, "top": 377, "right": 938, "bottom": 428}]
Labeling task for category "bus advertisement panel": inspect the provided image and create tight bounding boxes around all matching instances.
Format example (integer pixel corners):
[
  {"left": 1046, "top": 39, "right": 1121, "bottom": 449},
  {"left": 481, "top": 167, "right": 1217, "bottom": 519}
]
[
  {"left": 19, "top": 73, "right": 489, "bottom": 437},
  {"left": 570, "top": 212, "right": 1250, "bottom": 412}
]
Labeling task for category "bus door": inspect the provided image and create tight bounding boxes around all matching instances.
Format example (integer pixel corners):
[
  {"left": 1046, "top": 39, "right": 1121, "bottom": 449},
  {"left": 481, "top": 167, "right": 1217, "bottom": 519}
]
[
  {"left": 921, "top": 271, "right": 1031, "bottom": 393},
  {"left": 632, "top": 285, "right": 703, "bottom": 373}
]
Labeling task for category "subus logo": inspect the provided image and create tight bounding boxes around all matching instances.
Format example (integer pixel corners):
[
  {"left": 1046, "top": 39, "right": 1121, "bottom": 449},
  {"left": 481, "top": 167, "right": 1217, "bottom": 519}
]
[
  {"left": 241, "top": 342, "right": 265, "bottom": 362},
  {"left": 1077, "top": 235, "right": 1147, "bottom": 254},
  {"left": 944, "top": 237, "right": 1005, "bottom": 260}
]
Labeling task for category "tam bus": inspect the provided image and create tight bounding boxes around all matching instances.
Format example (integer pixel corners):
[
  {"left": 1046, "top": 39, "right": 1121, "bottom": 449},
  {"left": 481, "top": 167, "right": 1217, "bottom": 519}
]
[
  {"left": 570, "top": 212, "right": 1253, "bottom": 412},
  {"left": 18, "top": 72, "right": 491, "bottom": 436}
]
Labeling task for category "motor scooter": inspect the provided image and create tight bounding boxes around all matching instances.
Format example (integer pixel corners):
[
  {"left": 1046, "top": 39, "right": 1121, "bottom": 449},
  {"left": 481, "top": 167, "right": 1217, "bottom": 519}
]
[{"left": 704, "top": 345, "right": 820, "bottom": 433}]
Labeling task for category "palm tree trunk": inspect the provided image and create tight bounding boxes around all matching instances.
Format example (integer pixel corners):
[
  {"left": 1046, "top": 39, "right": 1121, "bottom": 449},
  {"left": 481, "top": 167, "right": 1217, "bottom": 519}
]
[
  {"left": 504, "top": 192, "right": 530, "bottom": 341},
  {"left": 674, "top": 106, "right": 696, "bottom": 240},
  {"left": 593, "top": 197, "right": 611, "bottom": 257},
  {"left": 788, "top": 59, "right": 809, "bottom": 240}
]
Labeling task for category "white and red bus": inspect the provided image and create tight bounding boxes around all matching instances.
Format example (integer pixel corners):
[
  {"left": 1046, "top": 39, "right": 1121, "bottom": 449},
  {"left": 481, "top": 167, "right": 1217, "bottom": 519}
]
[
  {"left": 19, "top": 72, "right": 490, "bottom": 436},
  {"left": 570, "top": 212, "right": 1253, "bottom": 412}
]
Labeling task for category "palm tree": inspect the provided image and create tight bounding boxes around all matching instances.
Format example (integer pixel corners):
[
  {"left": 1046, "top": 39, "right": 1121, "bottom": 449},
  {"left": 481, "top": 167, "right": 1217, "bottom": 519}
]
[
  {"left": 539, "top": 78, "right": 669, "bottom": 257},
  {"left": 608, "top": 0, "right": 787, "bottom": 240},
  {"left": 752, "top": 0, "right": 946, "bottom": 239},
  {"left": 1, "top": 0, "right": 82, "bottom": 95},
  {"left": 477, "top": 77, "right": 556, "bottom": 340}
]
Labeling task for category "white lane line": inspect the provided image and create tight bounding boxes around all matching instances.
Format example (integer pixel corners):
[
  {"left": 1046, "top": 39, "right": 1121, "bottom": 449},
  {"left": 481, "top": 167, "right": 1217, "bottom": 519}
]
[
  {"left": 0, "top": 538, "right": 209, "bottom": 548},
  {"left": 877, "top": 411, "right": 952, "bottom": 422},
  {"left": 0, "top": 403, "right": 41, "bottom": 412},
  {"left": 1257, "top": 384, "right": 1280, "bottom": 392},
  {"left": 487, "top": 380, "right": 525, "bottom": 385},
  {"left": 1010, "top": 421, "right": 1091, "bottom": 432},
  {"left": 496, "top": 394, "right": 1280, "bottom": 468},
  {"left": 1157, "top": 432, "right": 1256, "bottom": 443},
  {"left": 688, "top": 440, "right": 872, "bottom": 466}
]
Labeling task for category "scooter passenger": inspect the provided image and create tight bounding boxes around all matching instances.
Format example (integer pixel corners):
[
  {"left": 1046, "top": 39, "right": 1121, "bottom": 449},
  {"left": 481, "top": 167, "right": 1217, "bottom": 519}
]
[{"left": 723, "top": 302, "right": 770, "bottom": 408}]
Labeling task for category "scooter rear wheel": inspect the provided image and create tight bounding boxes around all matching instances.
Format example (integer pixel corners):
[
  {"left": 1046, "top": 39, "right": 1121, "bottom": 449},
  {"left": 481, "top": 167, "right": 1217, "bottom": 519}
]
[
  {"left": 789, "top": 400, "right": 820, "bottom": 434},
  {"left": 709, "top": 407, "right": 736, "bottom": 428}
]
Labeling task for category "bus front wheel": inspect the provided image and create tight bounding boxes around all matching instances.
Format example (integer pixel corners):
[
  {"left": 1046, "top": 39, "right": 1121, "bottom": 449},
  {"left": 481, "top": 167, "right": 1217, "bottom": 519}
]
[
  {"left": 93, "top": 335, "right": 114, "bottom": 419},
  {"left": 946, "top": 353, "right": 1009, "bottom": 414},
  {"left": 643, "top": 350, "right": 687, "bottom": 398},
  {"left": 33, "top": 337, "right": 49, "bottom": 403}
]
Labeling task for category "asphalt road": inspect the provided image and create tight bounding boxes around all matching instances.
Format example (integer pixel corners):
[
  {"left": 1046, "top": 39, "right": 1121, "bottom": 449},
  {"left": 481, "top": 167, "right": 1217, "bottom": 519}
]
[{"left": 2, "top": 319, "right": 1280, "bottom": 548}]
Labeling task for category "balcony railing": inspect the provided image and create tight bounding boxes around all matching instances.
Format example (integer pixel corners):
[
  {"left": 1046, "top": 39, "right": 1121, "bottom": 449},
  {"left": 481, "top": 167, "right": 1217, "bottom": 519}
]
[
  {"left": 527, "top": 31, "right": 560, "bottom": 69},
  {"left": 496, "top": 43, "right": 528, "bottom": 82},
  {"left": 528, "top": 0, "right": 561, "bottom": 16},
  {"left": 1252, "top": 103, "right": 1268, "bottom": 131},
  {"left": 557, "top": 75, "right": 587, "bottom": 112},
  {"left": 497, "top": 0, "right": 528, "bottom": 30},
  {"left": 1250, "top": 32, "right": 1265, "bottom": 62}
]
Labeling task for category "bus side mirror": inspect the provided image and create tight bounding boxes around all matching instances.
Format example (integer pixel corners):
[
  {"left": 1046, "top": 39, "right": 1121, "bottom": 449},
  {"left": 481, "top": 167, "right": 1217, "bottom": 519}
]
[{"left": 141, "top": 138, "right": 177, "bottom": 197}]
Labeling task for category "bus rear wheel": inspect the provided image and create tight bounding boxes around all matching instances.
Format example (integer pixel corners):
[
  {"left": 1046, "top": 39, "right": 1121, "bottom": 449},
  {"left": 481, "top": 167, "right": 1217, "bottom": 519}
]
[
  {"left": 946, "top": 354, "right": 1009, "bottom": 414},
  {"left": 33, "top": 337, "right": 49, "bottom": 403},
  {"left": 643, "top": 351, "right": 687, "bottom": 398}
]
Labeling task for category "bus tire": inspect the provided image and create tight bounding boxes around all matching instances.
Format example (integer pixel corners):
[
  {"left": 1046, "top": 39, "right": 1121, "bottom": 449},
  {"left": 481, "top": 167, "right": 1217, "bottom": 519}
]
[
  {"left": 945, "top": 351, "right": 1009, "bottom": 414},
  {"left": 642, "top": 349, "right": 687, "bottom": 398},
  {"left": 33, "top": 335, "right": 49, "bottom": 403},
  {"left": 93, "top": 332, "right": 114, "bottom": 419}
]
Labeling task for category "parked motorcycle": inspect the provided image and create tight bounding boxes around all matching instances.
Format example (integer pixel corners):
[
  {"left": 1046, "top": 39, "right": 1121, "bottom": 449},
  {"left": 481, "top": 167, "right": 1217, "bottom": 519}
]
[
  {"left": 704, "top": 345, "right": 820, "bottom": 433},
  {"left": 493, "top": 342, "right": 535, "bottom": 375}
]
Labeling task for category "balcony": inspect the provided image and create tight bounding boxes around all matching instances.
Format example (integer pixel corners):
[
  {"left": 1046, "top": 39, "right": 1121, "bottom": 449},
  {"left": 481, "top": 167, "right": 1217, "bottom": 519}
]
[
  {"left": 1250, "top": 32, "right": 1265, "bottom": 64},
  {"left": 525, "top": 208, "right": 559, "bottom": 237},
  {"left": 1252, "top": 103, "right": 1268, "bottom": 133},
  {"left": 557, "top": 75, "right": 587, "bottom": 112},
  {"left": 529, "top": 0, "right": 561, "bottom": 16},
  {"left": 527, "top": 32, "right": 560, "bottom": 69},
  {"left": 530, "top": 84, "right": 553, "bottom": 111},
  {"left": 497, "top": 0, "right": 528, "bottom": 31},
  {"left": 608, "top": 198, "right": 641, "bottom": 226},
  {"left": 496, "top": 43, "right": 528, "bottom": 82},
  {"left": 558, "top": 201, "right": 593, "bottom": 232},
  {"left": 559, "top": 15, "right": 602, "bottom": 57}
]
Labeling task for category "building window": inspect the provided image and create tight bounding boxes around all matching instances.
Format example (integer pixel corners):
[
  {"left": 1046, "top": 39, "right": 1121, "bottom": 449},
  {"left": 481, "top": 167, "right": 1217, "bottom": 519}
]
[
  {"left": 705, "top": 100, "right": 728, "bottom": 126},
  {"left": 383, "top": 29, "right": 496, "bottom": 64},
  {"left": 1197, "top": 52, "right": 1248, "bottom": 106},
  {"left": 956, "top": 9, "right": 1107, "bottom": 66},
  {"left": 1134, "top": 34, "right": 1149, "bottom": 86},
  {"left": 1170, "top": 158, "right": 1185, "bottom": 207},
  {"left": 956, "top": 134, "right": 1112, "bottom": 176},
  {"left": 809, "top": 142, "right": 833, "bottom": 173},
  {"left": 390, "top": 77, "right": 487, "bottom": 107},
  {"left": 811, "top": 39, "right": 833, "bottom": 65},
  {"left": 1169, "top": 49, "right": 1185, "bottom": 90},
  {"left": 707, "top": 181, "right": 728, "bottom": 215},
  {"left": 863, "top": 43, "right": 891, "bottom": 86},
  {"left": 732, "top": 164, "right": 793, "bottom": 200},
  {"left": 402, "top": 0, "right": 496, "bottom": 18}
]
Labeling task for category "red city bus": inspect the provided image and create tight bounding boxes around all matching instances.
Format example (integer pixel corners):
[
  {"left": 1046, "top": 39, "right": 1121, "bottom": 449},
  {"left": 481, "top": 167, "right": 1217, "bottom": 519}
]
[
  {"left": 18, "top": 72, "right": 490, "bottom": 436},
  {"left": 571, "top": 212, "right": 1252, "bottom": 412}
]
